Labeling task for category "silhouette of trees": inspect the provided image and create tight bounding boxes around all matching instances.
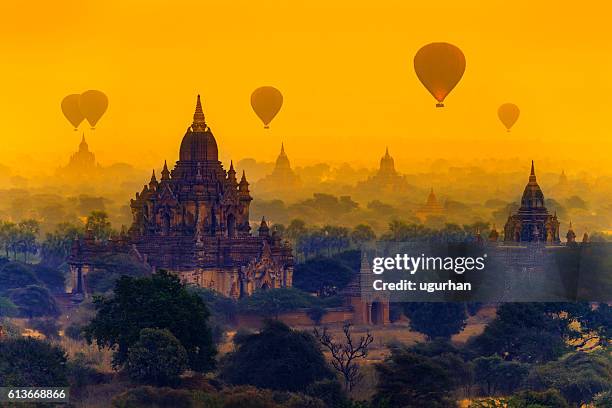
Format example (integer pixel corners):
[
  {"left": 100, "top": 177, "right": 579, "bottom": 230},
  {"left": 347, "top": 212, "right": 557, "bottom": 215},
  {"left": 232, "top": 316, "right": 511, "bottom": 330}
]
[
  {"left": 220, "top": 320, "right": 333, "bottom": 392},
  {"left": 314, "top": 323, "right": 373, "bottom": 391},
  {"left": 0, "top": 337, "right": 68, "bottom": 387},
  {"left": 84, "top": 271, "right": 216, "bottom": 372}
]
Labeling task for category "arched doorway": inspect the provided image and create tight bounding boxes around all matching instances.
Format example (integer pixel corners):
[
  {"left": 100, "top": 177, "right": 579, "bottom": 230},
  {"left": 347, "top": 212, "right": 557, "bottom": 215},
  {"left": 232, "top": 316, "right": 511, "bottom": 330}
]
[
  {"left": 371, "top": 301, "right": 383, "bottom": 325},
  {"left": 227, "top": 213, "right": 236, "bottom": 238},
  {"left": 261, "top": 282, "right": 270, "bottom": 290}
]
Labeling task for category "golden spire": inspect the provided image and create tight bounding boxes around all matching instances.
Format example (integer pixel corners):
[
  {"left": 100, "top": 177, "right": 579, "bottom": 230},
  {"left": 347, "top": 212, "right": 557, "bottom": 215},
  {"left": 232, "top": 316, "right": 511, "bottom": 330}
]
[{"left": 192, "top": 94, "right": 206, "bottom": 131}]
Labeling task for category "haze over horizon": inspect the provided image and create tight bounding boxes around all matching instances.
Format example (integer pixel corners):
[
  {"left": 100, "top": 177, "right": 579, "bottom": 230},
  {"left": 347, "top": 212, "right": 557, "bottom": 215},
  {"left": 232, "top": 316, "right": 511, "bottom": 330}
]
[{"left": 1, "top": 1, "right": 611, "bottom": 174}]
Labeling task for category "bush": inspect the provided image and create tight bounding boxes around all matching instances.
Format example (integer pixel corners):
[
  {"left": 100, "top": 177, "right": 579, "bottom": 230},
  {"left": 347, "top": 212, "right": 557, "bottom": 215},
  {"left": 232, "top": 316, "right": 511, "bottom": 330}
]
[
  {"left": 67, "top": 352, "right": 110, "bottom": 396},
  {"left": 31, "top": 264, "right": 66, "bottom": 293},
  {"left": 126, "top": 328, "right": 188, "bottom": 386},
  {"left": 111, "top": 386, "right": 193, "bottom": 408},
  {"left": 0, "top": 296, "right": 18, "bottom": 317},
  {"left": 220, "top": 320, "right": 333, "bottom": 391},
  {"left": 0, "top": 337, "right": 68, "bottom": 386},
  {"left": 65, "top": 323, "right": 84, "bottom": 340},
  {"left": 508, "top": 389, "right": 569, "bottom": 408},
  {"left": 8, "top": 285, "right": 60, "bottom": 317},
  {"left": 0, "top": 262, "right": 40, "bottom": 293}
]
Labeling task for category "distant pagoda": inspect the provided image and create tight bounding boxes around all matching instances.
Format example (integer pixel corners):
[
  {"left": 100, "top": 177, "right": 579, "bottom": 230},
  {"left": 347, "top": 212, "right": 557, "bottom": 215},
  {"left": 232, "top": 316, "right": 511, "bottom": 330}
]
[{"left": 503, "top": 161, "right": 560, "bottom": 243}]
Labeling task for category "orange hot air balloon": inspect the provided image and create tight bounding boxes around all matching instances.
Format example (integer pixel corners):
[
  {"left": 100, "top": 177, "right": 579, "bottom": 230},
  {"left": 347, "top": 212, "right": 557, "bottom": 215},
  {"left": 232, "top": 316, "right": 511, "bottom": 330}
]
[
  {"left": 61, "top": 94, "right": 85, "bottom": 130},
  {"left": 79, "top": 90, "right": 108, "bottom": 129},
  {"left": 251, "top": 86, "right": 283, "bottom": 129},
  {"left": 414, "top": 42, "right": 466, "bottom": 107},
  {"left": 498, "top": 103, "right": 520, "bottom": 131}
]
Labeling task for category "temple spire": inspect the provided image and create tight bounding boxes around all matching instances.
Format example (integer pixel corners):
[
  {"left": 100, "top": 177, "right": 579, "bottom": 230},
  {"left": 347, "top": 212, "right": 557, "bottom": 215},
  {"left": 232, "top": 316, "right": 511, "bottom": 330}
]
[
  {"left": 161, "top": 160, "right": 170, "bottom": 180},
  {"left": 529, "top": 160, "right": 537, "bottom": 182},
  {"left": 192, "top": 94, "right": 206, "bottom": 131},
  {"left": 280, "top": 142, "right": 285, "bottom": 155}
]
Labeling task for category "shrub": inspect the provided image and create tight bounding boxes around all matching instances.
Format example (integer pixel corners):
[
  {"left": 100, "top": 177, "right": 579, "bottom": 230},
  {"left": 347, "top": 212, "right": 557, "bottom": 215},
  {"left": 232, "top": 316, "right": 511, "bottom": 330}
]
[
  {"left": 111, "top": 386, "right": 193, "bottom": 408},
  {"left": 126, "top": 328, "right": 188, "bottom": 386}
]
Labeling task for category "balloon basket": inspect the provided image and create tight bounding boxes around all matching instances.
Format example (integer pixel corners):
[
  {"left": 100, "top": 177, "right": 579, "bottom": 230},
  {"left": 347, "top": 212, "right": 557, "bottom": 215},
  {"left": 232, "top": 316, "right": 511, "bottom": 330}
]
[
  {"left": 436, "top": 103, "right": 445, "bottom": 108},
  {"left": 264, "top": 126, "right": 270, "bottom": 129}
]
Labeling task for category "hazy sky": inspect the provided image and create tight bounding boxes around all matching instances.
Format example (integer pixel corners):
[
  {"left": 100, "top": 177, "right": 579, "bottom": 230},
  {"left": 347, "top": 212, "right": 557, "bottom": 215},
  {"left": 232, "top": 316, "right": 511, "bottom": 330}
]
[{"left": 1, "top": 1, "right": 611, "bottom": 174}]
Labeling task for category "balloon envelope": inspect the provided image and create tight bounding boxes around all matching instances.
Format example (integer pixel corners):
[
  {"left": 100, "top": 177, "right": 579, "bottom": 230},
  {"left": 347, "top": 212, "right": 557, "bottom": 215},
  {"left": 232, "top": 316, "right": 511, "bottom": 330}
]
[
  {"left": 251, "top": 86, "right": 283, "bottom": 128},
  {"left": 414, "top": 42, "right": 466, "bottom": 107},
  {"left": 498, "top": 103, "right": 520, "bottom": 131},
  {"left": 61, "top": 94, "right": 85, "bottom": 130},
  {"left": 79, "top": 90, "right": 108, "bottom": 128}
]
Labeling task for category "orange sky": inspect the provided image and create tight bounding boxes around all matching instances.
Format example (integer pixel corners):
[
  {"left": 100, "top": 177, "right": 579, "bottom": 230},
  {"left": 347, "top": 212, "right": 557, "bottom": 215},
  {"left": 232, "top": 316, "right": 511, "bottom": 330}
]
[{"left": 1, "top": 1, "right": 611, "bottom": 175}]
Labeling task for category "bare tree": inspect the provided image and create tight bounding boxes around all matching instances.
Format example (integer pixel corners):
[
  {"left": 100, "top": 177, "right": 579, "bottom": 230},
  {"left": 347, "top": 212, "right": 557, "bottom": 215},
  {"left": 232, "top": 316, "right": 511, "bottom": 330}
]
[{"left": 314, "top": 322, "right": 374, "bottom": 391}]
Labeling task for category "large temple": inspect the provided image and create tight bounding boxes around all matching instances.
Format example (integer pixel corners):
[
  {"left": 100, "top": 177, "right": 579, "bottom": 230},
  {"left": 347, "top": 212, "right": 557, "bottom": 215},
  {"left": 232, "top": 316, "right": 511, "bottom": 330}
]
[
  {"left": 70, "top": 96, "right": 294, "bottom": 298},
  {"left": 503, "top": 161, "right": 560, "bottom": 243}
]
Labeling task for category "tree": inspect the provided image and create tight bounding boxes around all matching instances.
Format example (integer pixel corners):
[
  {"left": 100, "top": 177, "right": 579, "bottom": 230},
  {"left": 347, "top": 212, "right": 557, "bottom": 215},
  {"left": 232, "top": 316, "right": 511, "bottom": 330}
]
[
  {"left": 237, "top": 287, "right": 315, "bottom": 319},
  {"left": 85, "top": 210, "right": 113, "bottom": 241},
  {"left": 8, "top": 285, "right": 60, "bottom": 318},
  {"left": 0, "top": 221, "right": 17, "bottom": 259},
  {"left": 86, "top": 253, "right": 151, "bottom": 293},
  {"left": 526, "top": 351, "right": 612, "bottom": 406},
  {"left": 293, "top": 257, "right": 355, "bottom": 296},
  {"left": 468, "top": 303, "right": 588, "bottom": 363},
  {"left": 220, "top": 320, "right": 333, "bottom": 391},
  {"left": 374, "top": 349, "right": 456, "bottom": 408},
  {"left": 473, "top": 355, "right": 529, "bottom": 396},
  {"left": 314, "top": 323, "right": 374, "bottom": 391},
  {"left": 83, "top": 271, "right": 216, "bottom": 372},
  {"left": 350, "top": 224, "right": 376, "bottom": 245},
  {"left": 41, "top": 222, "right": 83, "bottom": 267},
  {"left": 508, "top": 389, "right": 569, "bottom": 408},
  {"left": 16, "top": 219, "right": 40, "bottom": 263},
  {"left": 126, "top": 328, "right": 188, "bottom": 386},
  {"left": 403, "top": 302, "right": 468, "bottom": 340},
  {"left": 0, "top": 337, "right": 68, "bottom": 386}
]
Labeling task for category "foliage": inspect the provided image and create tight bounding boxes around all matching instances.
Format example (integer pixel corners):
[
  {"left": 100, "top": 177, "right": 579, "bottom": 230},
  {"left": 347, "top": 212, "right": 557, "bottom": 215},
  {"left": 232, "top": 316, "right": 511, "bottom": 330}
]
[
  {"left": 86, "top": 253, "right": 151, "bottom": 293},
  {"left": 67, "top": 352, "right": 110, "bottom": 397},
  {"left": 593, "top": 390, "right": 612, "bottom": 408},
  {"left": 8, "top": 285, "right": 60, "bottom": 317},
  {"left": 305, "top": 379, "right": 349, "bottom": 407},
  {"left": 507, "top": 389, "right": 569, "bottom": 408},
  {"left": 350, "top": 224, "right": 376, "bottom": 245},
  {"left": 473, "top": 355, "right": 529, "bottom": 396},
  {"left": 294, "top": 256, "right": 356, "bottom": 296},
  {"left": 374, "top": 349, "right": 456, "bottom": 408},
  {"left": 126, "top": 328, "right": 188, "bottom": 386},
  {"left": 468, "top": 303, "right": 577, "bottom": 363},
  {"left": 526, "top": 350, "right": 612, "bottom": 405},
  {"left": 83, "top": 270, "right": 216, "bottom": 372},
  {"left": 0, "top": 262, "right": 40, "bottom": 293},
  {"left": 0, "top": 337, "right": 68, "bottom": 386},
  {"left": 112, "top": 386, "right": 194, "bottom": 408},
  {"left": 85, "top": 210, "right": 113, "bottom": 241},
  {"left": 237, "top": 287, "right": 339, "bottom": 319},
  {"left": 30, "top": 263, "right": 66, "bottom": 293},
  {"left": 220, "top": 320, "right": 333, "bottom": 391},
  {"left": 0, "top": 296, "right": 18, "bottom": 317},
  {"left": 41, "top": 222, "right": 83, "bottom": 267},
  {"left": 403, "top": 302, "right": 468, "bottom": 340}
]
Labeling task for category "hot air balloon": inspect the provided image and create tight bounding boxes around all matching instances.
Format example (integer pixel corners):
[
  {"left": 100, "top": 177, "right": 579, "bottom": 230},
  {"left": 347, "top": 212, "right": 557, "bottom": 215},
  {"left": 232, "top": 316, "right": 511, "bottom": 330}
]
[
  {"left": 414, "top": 43, "right": 466, "bottom": 107},
  {"left": 79, "top": 90, "right": 108, "bottom": 129},
  {"left": 61, "top": 94, "right": 85, "bottom": 130},
  {"left": 250, "top": 86, "right": 283, "bottom": 129},
  {"left": 498, "top": 103, "right": 520, "bottom": 131}
]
